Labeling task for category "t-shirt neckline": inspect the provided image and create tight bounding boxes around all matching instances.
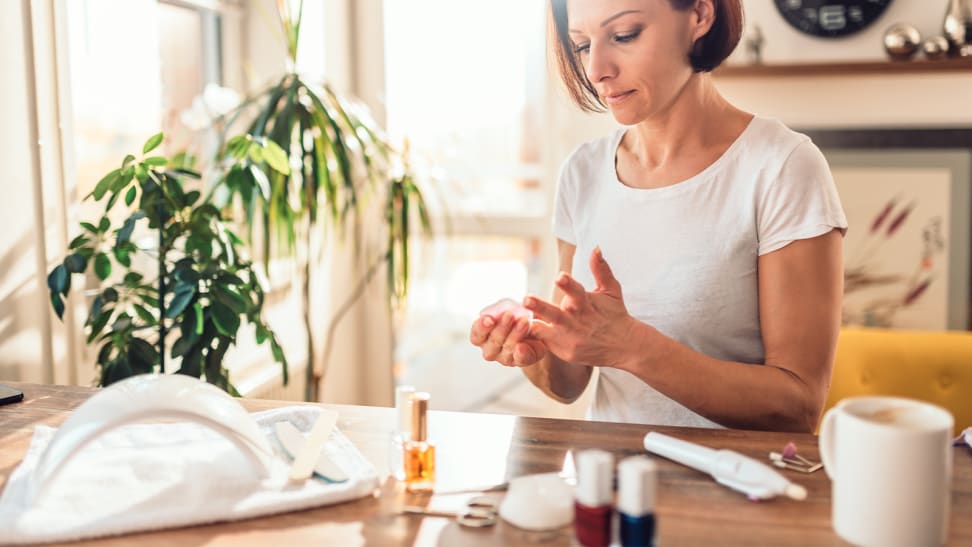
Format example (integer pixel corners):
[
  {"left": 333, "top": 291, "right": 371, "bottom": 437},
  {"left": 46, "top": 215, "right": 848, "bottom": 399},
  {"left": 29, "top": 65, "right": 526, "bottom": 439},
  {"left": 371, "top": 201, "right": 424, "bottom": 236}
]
[{"left": 611, "top": 115, "right": 758, "bottom": 195}]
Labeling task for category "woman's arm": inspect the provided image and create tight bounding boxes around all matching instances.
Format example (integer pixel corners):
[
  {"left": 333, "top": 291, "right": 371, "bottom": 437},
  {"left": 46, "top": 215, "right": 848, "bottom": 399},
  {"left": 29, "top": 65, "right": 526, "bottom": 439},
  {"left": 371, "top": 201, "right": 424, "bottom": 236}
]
[
  {"left": 527, "top": 230, "right": 843, "bottom": 432},
  {"left": 520, "top": 240, "right": 593, "bottom": 403}
]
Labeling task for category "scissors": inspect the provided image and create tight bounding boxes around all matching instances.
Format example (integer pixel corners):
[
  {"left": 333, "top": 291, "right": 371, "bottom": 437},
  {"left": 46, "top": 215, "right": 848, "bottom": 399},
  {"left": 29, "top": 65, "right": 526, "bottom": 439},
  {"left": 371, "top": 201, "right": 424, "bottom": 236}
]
[{"left": 399, "top": 495, "right": 499, "bottom": 528}]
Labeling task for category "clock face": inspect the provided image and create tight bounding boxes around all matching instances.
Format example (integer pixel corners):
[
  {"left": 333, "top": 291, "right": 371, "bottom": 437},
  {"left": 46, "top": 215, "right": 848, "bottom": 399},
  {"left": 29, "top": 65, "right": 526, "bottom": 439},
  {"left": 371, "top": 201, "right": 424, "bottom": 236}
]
[{"left": 774, "top": 0, "right": 894, "bottom": 38}]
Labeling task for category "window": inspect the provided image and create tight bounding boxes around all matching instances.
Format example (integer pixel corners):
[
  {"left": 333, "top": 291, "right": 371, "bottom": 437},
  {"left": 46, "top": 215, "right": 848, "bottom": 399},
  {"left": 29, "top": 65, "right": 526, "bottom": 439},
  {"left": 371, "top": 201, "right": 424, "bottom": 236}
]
[{"left": 382, "top": 1, "right": 572, "bottom": 415}]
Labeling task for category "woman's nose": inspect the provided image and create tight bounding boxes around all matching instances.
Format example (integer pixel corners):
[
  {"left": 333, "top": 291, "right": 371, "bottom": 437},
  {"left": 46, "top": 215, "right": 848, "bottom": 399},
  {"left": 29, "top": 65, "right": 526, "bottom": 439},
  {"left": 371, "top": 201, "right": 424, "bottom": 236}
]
[{"left": 585, "top": 44, "right": 616, "bottom": 84}]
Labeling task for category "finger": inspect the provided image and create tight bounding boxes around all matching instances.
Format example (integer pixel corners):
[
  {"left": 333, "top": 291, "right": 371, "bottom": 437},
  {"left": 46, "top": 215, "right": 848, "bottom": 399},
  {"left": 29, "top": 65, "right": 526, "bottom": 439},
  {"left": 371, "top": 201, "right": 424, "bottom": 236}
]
[
  {"left": 589, "top": 246, "right": 623, "bottom": 296},
  {"left": 503, "top": 317, "right": 531, "bottom": 346},
  {"left": 469, "top": 315, "right": 495, "bottom": 346},
  {"left": 554, "top": 272, "right": 587, "bottom": 313},
  {"left": 523, "top": 296, "right": 565, "bottom": 324},
  {"left": 527, "top": 319, "right": 556, "bottom": 345},
  {"left": 481, "top": 312, "right": 516, "bottom": 360},
  {"left": 513, "top": 339, "right": 546, "bottom": 366}
]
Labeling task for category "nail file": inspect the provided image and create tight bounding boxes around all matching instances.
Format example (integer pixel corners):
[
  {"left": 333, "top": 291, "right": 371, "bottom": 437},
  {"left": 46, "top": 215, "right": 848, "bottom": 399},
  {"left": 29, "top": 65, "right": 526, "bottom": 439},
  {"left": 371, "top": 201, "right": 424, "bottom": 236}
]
[{"left": 275, "top": 411, "right": 348, "bottom": 483}]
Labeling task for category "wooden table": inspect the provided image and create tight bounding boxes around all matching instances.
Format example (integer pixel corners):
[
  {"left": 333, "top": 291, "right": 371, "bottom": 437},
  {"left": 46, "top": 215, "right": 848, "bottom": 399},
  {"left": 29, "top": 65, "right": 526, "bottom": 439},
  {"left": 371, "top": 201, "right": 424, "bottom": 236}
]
[{"left": 2, "top": 382, "right": 970, "bottom": 546}]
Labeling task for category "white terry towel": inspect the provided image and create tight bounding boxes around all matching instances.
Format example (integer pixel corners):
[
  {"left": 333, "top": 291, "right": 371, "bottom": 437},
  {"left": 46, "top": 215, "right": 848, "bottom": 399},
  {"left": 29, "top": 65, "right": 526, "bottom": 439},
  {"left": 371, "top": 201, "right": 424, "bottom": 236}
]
[{"left": 0, "top": 406, "right": 380, "bottom": 544}]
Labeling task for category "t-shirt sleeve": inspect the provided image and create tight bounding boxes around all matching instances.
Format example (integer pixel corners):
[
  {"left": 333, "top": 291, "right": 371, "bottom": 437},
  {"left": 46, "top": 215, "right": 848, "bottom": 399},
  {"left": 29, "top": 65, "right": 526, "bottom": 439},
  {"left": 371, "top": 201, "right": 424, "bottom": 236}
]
[
  {"left": 757, "top": 139, "right": 848, "bottom": 255},
  {"left": 552, "top": 155, "right": 577, "bottom": 245}
]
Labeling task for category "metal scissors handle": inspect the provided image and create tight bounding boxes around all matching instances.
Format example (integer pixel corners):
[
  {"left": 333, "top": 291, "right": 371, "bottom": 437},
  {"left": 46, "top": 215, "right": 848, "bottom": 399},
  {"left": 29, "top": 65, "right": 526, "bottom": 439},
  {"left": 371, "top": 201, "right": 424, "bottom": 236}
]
[{"left": 400, "top": 496, "right": 499, "bottom": 528}]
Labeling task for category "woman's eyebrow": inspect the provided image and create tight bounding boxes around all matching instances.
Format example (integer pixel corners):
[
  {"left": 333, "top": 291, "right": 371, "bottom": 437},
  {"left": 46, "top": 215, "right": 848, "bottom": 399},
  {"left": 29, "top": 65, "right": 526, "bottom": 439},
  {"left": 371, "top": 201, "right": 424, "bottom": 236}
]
[{"left": 568, "top": 9, "right": 643, "bottom": 34}]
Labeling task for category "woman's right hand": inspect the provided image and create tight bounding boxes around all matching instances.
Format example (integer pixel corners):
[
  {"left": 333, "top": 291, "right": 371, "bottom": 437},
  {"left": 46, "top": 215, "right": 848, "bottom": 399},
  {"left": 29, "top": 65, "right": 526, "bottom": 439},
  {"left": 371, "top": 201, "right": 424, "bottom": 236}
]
[{"left": 469, "top": 312, "right": 547, "bottom": 367}]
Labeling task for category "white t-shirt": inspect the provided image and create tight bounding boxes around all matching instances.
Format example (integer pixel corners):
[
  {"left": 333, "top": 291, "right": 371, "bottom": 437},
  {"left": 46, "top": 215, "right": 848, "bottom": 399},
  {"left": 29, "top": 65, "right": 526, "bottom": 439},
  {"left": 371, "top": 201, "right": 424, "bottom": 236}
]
[{"left": 552, "top": 116, "right": 848, "bottom": 427}]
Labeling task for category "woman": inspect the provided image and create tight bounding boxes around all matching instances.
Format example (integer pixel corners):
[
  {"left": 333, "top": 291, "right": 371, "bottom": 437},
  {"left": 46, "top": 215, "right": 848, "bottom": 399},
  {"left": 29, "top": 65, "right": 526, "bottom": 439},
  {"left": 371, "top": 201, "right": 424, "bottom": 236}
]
[{"left": 469, "top": 0, "right": 846, "bottom": 432}]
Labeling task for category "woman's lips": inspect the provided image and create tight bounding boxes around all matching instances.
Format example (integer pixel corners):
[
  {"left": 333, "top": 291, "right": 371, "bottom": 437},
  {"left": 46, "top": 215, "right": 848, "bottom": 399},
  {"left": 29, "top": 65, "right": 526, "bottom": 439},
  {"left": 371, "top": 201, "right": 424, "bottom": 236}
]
[{"left": 603, "top": 90, "right": 634, "bottom": 105}]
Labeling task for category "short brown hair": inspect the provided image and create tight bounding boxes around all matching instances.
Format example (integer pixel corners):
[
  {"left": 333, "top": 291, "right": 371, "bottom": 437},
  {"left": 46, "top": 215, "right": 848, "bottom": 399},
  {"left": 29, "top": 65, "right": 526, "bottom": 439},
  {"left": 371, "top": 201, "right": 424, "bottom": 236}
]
[{"left": 550, "top": 0, "right": 743, "bottom": 112}]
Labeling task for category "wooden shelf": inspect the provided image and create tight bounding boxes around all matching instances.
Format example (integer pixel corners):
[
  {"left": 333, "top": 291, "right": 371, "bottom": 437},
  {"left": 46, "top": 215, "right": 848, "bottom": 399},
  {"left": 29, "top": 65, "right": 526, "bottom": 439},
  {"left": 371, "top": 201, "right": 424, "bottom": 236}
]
[{"left": 715, "top": 57, "right": 972, "bottom": 77}]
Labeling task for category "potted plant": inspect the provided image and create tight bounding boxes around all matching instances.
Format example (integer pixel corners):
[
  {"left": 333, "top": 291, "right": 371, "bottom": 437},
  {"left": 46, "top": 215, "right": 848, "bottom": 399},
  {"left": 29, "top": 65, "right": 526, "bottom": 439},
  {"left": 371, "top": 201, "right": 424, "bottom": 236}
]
[
  {"left": 46, "top": 133, "right": 288, "bottom": 393},
  {"left": 211, "top": 0, "right": 431, "bottom": 400}
]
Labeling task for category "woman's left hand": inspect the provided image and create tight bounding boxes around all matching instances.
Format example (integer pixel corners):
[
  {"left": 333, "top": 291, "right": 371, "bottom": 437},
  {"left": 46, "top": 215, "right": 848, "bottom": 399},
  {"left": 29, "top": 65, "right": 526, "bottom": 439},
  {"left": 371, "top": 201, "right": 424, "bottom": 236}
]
[{"left": 524, "top": 246, "right": 643, "bottom": 367}]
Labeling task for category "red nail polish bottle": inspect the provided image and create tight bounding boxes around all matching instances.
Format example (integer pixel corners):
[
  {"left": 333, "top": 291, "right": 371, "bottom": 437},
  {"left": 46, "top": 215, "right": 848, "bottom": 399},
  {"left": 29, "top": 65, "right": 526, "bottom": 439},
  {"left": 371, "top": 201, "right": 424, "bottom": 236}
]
[{"left": 574, "top": 449, "right": 613, "bottom": 547}]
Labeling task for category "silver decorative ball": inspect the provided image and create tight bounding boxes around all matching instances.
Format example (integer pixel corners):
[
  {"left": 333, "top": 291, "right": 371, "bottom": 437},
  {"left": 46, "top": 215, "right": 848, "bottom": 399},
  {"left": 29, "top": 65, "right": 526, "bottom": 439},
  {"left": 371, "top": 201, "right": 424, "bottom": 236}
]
[
  {"left": 883, "top": 23, "right": 922, "bottom": 61},
  {"left": 922, "top": 36, "right": 950, "bottom": 60}
]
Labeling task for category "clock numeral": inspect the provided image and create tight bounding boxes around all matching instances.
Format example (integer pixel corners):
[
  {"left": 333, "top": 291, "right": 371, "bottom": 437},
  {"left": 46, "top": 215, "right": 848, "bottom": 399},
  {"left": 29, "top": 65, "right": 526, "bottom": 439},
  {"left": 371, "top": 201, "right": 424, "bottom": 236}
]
[
  {"left": 848, "top": 6, "right": 863, "bottom": 23},
  {"left": 819, "top": 5, "right": 847, "bottom": 31}
]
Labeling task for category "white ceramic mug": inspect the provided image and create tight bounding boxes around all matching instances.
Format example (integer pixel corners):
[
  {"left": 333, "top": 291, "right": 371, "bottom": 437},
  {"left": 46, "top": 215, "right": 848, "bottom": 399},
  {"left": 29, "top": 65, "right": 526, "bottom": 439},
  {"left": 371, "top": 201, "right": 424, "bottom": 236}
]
[{"left": 819, "top": 396, "right": 953, "bottom": 547}]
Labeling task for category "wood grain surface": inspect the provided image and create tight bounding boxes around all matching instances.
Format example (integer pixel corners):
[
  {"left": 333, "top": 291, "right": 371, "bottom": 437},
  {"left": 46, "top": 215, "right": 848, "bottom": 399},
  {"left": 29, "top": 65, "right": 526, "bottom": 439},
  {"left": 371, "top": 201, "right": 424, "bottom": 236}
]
[{"left": 2, "top": 382, "right": 970, "bottom": 546}]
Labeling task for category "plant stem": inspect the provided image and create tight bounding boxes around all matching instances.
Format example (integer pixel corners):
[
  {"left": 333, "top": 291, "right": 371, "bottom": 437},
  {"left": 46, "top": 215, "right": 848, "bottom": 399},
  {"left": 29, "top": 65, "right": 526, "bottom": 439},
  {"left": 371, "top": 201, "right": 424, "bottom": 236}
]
[
  {"left": 157, "top": 210, "right": 167, "bottom": 373},
  {"left": 316, "top": 251, "right": 388, "bottom": 392},
  {"left": 303, "top": 226, "right": 316, "bottom": 401}
]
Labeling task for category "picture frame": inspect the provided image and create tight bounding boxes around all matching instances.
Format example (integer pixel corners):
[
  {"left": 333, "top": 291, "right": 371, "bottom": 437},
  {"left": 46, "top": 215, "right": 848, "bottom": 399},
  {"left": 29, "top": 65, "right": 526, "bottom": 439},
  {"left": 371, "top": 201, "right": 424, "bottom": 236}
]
[{"left": 801, "top": 128, "right": 972, "bottom": 330}]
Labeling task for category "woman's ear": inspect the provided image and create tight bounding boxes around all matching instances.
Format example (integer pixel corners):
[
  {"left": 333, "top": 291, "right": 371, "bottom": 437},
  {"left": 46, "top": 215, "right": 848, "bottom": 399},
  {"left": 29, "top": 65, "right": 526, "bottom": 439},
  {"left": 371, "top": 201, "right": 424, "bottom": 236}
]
[{"left": 690, "top": 0, "right": 716, "bottom": 42}]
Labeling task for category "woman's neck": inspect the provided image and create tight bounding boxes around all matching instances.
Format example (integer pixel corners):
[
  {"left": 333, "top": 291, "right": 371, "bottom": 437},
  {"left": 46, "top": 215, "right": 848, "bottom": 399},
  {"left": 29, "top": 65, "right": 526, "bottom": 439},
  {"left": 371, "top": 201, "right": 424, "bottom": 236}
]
[{"left": 624, "top": 73, "right": 741, "bottom": 171}]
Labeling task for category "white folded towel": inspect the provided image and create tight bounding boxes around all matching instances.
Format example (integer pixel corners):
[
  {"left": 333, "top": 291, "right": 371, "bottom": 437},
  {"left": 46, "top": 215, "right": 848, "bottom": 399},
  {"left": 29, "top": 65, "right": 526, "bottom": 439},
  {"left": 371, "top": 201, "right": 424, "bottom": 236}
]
[{"left": 0, "top": 405, "right": 379, "bottom": 544}]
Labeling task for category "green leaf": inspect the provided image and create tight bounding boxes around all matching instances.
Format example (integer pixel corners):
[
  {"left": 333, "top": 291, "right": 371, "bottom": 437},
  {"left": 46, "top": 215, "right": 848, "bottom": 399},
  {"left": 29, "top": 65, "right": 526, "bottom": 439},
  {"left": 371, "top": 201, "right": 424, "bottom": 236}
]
[
  {"left": 262, "top": 140, "right": 291, "bottom": 174},
  {"left": 111, "top": 315, "right": 132, "bottom": 333},
  {"left": 178, "top": 348, "right": 203, "bottom": 377},
  {"left": 102, "top": 357, "right": 134, "bottom": 385},
  {"left": 94, "top": 253, "right": 111, "bottom": 281},
  {"left": 80, "top": 222, "right": 98, "bottom": 234},
  {"left": 50, "top": 293, "right": 64, "bottom": 319},
  {"left": 64, "top": 253, "right": 87, "bottom": 273},
  {"left": 98, "top": 216, "right": 110, "bottom": 232},
  {"left": 102, "top": 287, "right": 119, "bottom": 303},
  {"left": 211, "top": 302, "right": 240, "bottom": 337},
  {"left": 122, "top": 154, "right": 136, "bottom": 169},
  {"left": 86, "top": 311, "right": 111, "bottom": 343},
  {"left": 212, "top": 285, "right": 246, "bottom": 314},
  {"left": 128, "top": 337, "right": 158, "bottom": 371},
  {"left": 194, "top": 302, "right": 204, "bottom": 334},
  {"left": 166, "top": 287, "right": 195, "bottom": 318},
  {"left": 185, "top": 190, "right": 200, "bottom": 207},
  {"left": 171, "top": 336, "right": 194, "bottom": 358},
  {"left": 133, "top": 303, "right": 156, "bottom": 325},
  {"left": 47, "top": 264, "right": 67, "bottom": 294},
  {"left": 142, "top": 132, "right": 164, "bottom": 155},
  {"left": 217, "top": 273, "right": 245, "bottom": 286},
  {"left": 143, "top": 156, "right": 168, "bottom": 167},
  {"left": 97, "top": 342, "right": 113, "bottom": 365},
  {"left": 248, "top": 143, "right": 265, "bottom": 164},
  {"left": 116, "top": 215, "right": 139, "bottom": 246},
  {"left": 113, "top": 247, "right": 131, "bottom": 267},
  {"left": 69, "top": 234, "right": 90, "bottom": 250},
  {"left": 92, "top": 169, "right": 121, "bottom": 201},
  {"left": 255, "top": 324, "right": 269, "bottom": 344},
  {"left": 124, "top": 185, "right": 137, "bottom": 206}
]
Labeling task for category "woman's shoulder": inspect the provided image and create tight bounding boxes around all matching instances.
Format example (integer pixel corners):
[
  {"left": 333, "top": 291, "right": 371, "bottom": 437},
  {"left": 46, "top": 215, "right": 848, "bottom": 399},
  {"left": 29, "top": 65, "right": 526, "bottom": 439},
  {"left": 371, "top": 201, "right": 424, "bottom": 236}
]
[
  {"left": 563, "top": 129, "right": 625, "bottom": 169},
  {"left": 742, "top": 116, "right": 814, "bottom": 155}
]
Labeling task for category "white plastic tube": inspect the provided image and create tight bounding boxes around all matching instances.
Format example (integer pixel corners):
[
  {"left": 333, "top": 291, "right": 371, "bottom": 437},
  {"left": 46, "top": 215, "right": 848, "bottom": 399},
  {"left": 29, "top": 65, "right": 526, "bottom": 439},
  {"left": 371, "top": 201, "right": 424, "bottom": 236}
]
[{"left": 644, "top": 432, "right": 806, "bottom": 501}]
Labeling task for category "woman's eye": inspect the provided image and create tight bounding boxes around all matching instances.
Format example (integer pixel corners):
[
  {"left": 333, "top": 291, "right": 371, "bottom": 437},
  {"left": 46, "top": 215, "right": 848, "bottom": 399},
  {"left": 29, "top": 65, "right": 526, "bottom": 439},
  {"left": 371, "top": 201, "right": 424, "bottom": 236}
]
[
  {"left": 573, "top": 42, "right": 590, "bottom": 54},
  {"left": 614, "top": 31, "right": 640, "bottom": 43}
]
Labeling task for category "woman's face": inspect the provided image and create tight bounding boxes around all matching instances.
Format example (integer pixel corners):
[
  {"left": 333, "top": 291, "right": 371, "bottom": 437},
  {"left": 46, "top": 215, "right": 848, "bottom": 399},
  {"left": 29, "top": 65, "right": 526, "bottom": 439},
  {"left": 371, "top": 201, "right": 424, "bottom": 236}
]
[{"left": 565, "top": 0, "right": 701, "bottom": 125}]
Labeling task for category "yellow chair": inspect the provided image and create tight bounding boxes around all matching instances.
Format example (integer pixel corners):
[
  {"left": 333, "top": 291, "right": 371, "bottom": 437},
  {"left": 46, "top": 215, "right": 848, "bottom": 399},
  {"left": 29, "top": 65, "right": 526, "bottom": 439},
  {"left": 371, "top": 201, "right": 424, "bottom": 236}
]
[{"left": 823, "top": 327, "right": 972, "bottom": 435}]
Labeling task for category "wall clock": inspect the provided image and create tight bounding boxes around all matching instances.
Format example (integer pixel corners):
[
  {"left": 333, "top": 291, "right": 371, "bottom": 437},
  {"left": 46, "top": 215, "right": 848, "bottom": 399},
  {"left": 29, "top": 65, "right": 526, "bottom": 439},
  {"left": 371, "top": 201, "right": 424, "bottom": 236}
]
[{"left": 774, "top": 0, "right": 894, "bottom": 38}]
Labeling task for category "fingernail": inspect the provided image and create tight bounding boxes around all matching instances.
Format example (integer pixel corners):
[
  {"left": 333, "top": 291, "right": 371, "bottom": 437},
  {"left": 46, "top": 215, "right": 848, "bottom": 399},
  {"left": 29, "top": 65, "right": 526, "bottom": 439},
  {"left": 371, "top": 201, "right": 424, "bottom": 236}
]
[
  {"left": 594, "top": 245, "right": 604, "bottom": 260},
  {"left": 482, "top": 316, "right": 494, "bottom": 328},
  {"left": 524, "top": 297, "right": 535, "bottom": 307}
]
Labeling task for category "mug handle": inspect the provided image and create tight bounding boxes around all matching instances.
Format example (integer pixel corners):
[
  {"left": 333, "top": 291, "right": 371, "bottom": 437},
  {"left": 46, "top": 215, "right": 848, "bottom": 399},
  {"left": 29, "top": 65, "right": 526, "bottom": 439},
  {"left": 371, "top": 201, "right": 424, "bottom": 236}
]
[{"left": 818, "top": 407, "right": 838, "bottom": 480}]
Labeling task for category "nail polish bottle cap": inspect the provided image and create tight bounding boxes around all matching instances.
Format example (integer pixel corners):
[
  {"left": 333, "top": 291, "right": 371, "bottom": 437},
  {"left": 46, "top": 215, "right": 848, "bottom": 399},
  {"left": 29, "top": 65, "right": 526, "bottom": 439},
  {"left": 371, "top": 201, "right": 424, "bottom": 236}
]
[
  {"left": 617, "top": 456, "right": 657, "bottom": 517},
  {"left": 575, "top": 449, "right": 613, "bottom": 507},
  {"left": 395, "top": 385, "right": 415, "bottom": 438},
  {"left": 410, "top": 392, "right": 430, "bottom": 442}
]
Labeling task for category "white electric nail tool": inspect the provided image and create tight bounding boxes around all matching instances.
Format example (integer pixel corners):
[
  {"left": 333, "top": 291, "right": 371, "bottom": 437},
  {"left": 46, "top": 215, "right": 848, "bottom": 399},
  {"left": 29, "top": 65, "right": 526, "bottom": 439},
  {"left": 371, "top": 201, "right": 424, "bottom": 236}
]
[{"left": 643, "top": 432, "right": 807, "bottom": 501}]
